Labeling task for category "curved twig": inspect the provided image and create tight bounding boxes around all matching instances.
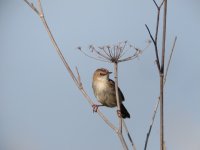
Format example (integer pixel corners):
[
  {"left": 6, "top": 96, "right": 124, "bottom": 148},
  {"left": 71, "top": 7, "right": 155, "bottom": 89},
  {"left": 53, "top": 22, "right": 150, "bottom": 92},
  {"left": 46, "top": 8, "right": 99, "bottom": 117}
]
[{"left": 23, "top": 0, "right": 124, "bottom": 148}]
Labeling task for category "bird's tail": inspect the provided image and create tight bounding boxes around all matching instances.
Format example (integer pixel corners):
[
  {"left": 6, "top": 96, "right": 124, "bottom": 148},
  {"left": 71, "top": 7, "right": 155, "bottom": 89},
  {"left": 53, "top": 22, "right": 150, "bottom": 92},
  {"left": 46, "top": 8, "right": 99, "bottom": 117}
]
[{"left": 120, "top": 103, "right": 130, "bottom": 119}]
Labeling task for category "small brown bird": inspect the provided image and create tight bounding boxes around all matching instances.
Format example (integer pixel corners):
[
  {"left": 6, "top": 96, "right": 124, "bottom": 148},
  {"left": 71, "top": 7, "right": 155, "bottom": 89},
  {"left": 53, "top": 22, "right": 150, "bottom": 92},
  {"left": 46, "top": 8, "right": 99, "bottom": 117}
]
[{"left": 92, "top": 68, "right": 130, "bottom": 118}]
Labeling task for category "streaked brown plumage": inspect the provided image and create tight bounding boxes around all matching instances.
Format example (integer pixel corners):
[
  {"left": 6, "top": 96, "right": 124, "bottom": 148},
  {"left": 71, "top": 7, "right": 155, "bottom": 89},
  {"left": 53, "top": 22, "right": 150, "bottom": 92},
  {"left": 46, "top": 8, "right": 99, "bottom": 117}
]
[{"left": 92, "top": 68, "right": 130, "bottom": 118}]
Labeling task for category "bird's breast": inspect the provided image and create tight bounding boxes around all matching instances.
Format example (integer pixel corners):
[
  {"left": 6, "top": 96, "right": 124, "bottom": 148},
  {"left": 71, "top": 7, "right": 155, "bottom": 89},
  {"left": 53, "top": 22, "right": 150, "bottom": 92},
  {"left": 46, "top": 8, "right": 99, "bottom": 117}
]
[
  {"left": 93, "top": 81, "right": 107, "bottom": 102},
  {"left": 95, "top": 81, "right": 107, "bottom": 91},
  {"left": 93, "top": 80, "right": 117, "bottom": 107}
]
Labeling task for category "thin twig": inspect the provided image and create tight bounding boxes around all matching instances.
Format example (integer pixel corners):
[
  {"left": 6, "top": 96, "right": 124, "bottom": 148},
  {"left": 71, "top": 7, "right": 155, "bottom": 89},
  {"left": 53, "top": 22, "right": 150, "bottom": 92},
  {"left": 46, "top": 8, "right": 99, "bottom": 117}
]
[
  {"left": 154, "top": 8, "right": 160, "bottom": 45},
  {"left": 164, "top": 36, "right": 177, "bottom": 84},
  {"left": 37, "top": 0, "right": 43, "bottom": 17},
  {"left": 155, "top": 0, "right": 167, "bottom": 44},
  {"left": 160, "top": 0, "right": 166, "bottom": 8},
  {"left": 117, "top": 132, "right": 129, "bottom": 150},
  {"left": 145, "top": 24, "right": 161, "bottom": 71},
  {"left": 102, "top": 48, "right": 112, "bottom": 58},
  {"left": 24, "top": 0, "right": 40, "bottom": 15},
  {"left": 119, "top": 53, "right": 140, "bottom": 62},
  {"left": 144, "top": 97, "right": 160, "bottom": 150},
  {"left": 24, "top": 0, "right": 118, "bottom": 139},
  {"left": 153, "top": 0, "right": 159, "bottom": 9},
  {"left": 122, "top": 120, "right": 136, "bottom": 150},
  {"left": 94, "top": 49, "right": 111, "bottom": 60},
  {"left": 146, "top": 0, "right": 166, "bottom": 74},
  {"left": 75, "top": 67, "right": 83, "bottom": 89},
  {"left": 78, "top": 48, "right": 110, "bottom": 62}
]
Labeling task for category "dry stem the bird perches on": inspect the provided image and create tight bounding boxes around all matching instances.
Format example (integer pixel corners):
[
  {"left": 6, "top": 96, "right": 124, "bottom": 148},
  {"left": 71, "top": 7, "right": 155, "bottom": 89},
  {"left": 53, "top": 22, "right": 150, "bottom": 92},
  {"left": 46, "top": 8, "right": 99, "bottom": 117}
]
[
  {"left": 78, "top": 40, "right": 149, "bottom": 150},
  {"left": 23, "top": 0, "right": 144, "bottom": 150}
]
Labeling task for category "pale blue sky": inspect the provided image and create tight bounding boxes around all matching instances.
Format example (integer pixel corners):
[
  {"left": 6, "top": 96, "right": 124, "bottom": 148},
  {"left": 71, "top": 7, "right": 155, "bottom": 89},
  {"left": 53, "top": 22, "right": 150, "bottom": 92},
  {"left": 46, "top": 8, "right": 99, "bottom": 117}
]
[{"left": 1, "top": 0, "right": 200, "bottom": 150}]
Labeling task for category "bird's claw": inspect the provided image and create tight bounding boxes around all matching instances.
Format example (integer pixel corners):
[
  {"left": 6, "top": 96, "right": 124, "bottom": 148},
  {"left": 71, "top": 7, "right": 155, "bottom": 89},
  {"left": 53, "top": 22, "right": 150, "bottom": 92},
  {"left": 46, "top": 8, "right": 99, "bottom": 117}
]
[
  {"left": 92, "top": 104, "right": 99, "bottom": 113},
  {"left": 117, "top": 110, "right": 122, "bottom": 118}
]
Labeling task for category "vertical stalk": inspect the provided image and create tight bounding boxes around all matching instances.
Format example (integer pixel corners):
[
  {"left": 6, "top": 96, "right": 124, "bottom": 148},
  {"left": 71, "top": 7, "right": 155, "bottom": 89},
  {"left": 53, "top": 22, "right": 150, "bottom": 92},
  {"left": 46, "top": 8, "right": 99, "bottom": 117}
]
[
  {"left": 114, "top": 62, "right": 122, "bottom": 132},
  {"left": 160, "top": 74, "right": 164, "bottom": 150},
  {"left": 114, "top": 62, "right": 128, "bottom": 150},
  {"left": 160, "top": 0, "right": 167, "bottom": 150}
]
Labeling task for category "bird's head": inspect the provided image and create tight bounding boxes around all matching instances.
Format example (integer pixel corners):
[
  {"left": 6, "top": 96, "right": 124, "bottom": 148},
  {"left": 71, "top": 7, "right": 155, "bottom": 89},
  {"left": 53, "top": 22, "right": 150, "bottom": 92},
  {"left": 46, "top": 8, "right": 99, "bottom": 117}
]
[{"left": 93, "top": 68, "right": 112, "bottom": 82}]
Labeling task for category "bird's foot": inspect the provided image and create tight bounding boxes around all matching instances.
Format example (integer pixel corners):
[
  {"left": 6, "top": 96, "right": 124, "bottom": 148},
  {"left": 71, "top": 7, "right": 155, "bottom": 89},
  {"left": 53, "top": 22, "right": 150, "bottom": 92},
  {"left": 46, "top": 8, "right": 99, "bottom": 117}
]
[
  {"left": 117, "top": 110, "right": 122, "bottom": 118},
  {"left": 92, "top": 104, "right": 100, "bottom": 113}
]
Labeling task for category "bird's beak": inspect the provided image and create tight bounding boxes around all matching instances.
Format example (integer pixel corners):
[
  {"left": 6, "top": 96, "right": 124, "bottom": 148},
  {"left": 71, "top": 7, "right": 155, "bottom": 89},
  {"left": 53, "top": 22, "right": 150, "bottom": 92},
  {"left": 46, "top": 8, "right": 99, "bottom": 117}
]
[{"left": 108, "top": 72, "right": 112, "bottom": 74}]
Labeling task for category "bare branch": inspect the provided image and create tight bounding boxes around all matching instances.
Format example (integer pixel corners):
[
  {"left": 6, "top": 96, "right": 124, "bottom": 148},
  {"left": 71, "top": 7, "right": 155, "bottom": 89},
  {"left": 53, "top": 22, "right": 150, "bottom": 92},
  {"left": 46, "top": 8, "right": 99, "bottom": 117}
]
[
  {"left": 153, "top": 0, "right": 159, "bottom": 9},
  {"left": 122, "top": 120, "right": 137, "bottom": 150},
  {"left": 164, "top": 36, "right": 177, "bottom": 84},
  {"left": 145, "top": 33, "right": 175, "bottom": 148},
  {"left": 153, "top": 0, "right": 166, "bottom": 10},
  {"left": 146, "top": 0, "right": 166, "bottom": 73},
  {"left": 24, "top": 0, "right": 124, "bottom": 148},
  {"left": 117, "top": 132, "right": 129, "bottom": 150},
  {"left": 159, "top": 0, "right": 166, "bottom": 8},
  {"left": 24, "top": 0, "right": 40, "bottom": 15},
  {"left": 144, "top": 35, "right": 176, "bottom": 150},
  {"left": 119, "top": 52, "right": 141, "bottom": 62},
  {"left": 154, "top": 0, "right": 166, "bottom": 50},
  {"left": 37, "top": 0, "right": 44, "bottom": 18},
  {"left": 75, "top": 67, "right": 83, "bottom": 89},
  {"left": 154, "top": 8, "right": 160, "bottom": 44},
  {"left": 144, "top": 97, "right": 160, "bottom": 150},
  {"left": 145, "top": 24, "right": 161, "bottom": 71}
]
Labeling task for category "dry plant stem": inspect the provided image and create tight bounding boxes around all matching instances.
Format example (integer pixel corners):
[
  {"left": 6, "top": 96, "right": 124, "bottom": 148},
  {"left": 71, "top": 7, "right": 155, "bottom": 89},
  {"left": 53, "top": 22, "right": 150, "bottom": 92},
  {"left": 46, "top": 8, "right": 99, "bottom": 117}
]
[
  {"left": 24, "top": 1, "right": 134, "bottom": 149},
  {"left": 160, "top": 0, "right": 167, "bottom": 150},
  {"left": 24, "top": 0, "right": 119, "bottom": 137},
  {"left": 117, "top": 133, "right": 129, "bottom": 150},
  {"left": 160, "top": 75, "right": 164, "bottom": 150},
  {"left": 114, "top": 62, "right": 122, "bottom": 132},
  {"left": 144, "top": 35, "right": 176, "bottom": 149},
  {"left": 144, "top": 0, "right": 169, "bottom": 149},
  {"left": 164, "top": 36, "right": 177, "bottom": 84},
  {"left": 144, "top": 38, "right": 176, "bottom": 150},
  {"left": 145, "top": 25, "right": 160, "bottom": 71},
  {"left": 145, "top": 0, "right": 166, "bottom": 72},
  {"left": 113, "top": 62, "right": 128, "bottom": 150},
  {"left": 122, "top": 120, "right": 136, "bottom": 150},
  {"left": 144, "top": 96, "right": 160, "bottom": 150},
  {"left": 154, "top": 0, "right": 165, "bottom": 43},
  {"left": 24, "top": 0, "right": 39, "bottom": 15}
]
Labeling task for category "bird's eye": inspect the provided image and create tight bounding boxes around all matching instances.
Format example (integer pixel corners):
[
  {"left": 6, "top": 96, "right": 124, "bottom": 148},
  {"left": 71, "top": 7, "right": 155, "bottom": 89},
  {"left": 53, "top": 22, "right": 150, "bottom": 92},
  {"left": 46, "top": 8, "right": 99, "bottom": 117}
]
[{"left": 100, "top": 73, "right": 104, "bottom": 76}]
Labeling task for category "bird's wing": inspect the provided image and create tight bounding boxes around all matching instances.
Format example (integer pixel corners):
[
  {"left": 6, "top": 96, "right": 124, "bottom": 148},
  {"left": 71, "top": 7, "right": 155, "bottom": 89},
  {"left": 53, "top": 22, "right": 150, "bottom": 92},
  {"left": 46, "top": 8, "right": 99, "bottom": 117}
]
[{"left": 109, "top": 79, "right": 125, "bottom": 101}]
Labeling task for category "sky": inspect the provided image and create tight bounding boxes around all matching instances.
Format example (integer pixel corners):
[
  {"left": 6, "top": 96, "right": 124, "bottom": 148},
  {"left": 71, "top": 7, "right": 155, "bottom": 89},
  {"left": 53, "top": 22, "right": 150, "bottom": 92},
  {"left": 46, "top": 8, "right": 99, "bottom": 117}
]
[{"left": 0, "top": 0, "right": 200, "bottom": 150}]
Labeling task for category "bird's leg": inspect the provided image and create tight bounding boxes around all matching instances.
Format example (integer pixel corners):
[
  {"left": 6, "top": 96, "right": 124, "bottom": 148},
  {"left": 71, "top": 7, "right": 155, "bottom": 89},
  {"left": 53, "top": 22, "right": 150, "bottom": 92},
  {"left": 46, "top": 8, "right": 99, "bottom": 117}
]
[
  {"left": 92, "top": 104, "right": 103, "bottom": 113},
  {"left": 117, "top": 110, "right": 122, "bottom": 118}
]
